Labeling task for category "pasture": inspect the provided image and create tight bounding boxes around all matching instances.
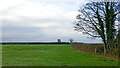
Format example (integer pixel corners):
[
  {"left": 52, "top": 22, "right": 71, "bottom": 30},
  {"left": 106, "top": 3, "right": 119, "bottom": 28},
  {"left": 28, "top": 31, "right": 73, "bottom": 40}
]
[{"left": 2, "top": 44, "right": 118, "bottom": 66}]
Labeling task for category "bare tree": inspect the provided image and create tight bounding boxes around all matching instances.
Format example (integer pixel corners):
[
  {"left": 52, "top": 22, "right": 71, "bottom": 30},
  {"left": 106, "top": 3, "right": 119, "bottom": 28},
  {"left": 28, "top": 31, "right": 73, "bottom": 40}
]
[
  {"left": 69, "top": 38, "right": 74, "bottom": 43},
  {"left": 74, "top": 2, "right": 120, "bottom": 54},
  {"left": 57, "top": 39, "right": 61, "bottom": 43},
  {"left": 117, "top": 3, "right": 120, "bottom": 53}
]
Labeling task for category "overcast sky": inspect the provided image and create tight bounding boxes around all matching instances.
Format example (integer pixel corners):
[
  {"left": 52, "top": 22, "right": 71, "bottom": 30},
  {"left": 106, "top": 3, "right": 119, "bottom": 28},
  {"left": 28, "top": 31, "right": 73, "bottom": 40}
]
[{"left": 0, "top": 0, "right": 102, "bottom": 43}]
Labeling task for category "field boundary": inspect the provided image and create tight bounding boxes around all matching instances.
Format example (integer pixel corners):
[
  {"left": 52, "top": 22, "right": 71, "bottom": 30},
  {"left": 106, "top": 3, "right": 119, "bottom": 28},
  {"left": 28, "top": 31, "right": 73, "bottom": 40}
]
[
  {"left": 71, "top": 43, "right": 104, "bottom": 54},
  {"left": 71, "top": 42, "right": 119, "bottom": 60},
  {"left": 1, "top": 42, "right": 70, "bottom": 45}
]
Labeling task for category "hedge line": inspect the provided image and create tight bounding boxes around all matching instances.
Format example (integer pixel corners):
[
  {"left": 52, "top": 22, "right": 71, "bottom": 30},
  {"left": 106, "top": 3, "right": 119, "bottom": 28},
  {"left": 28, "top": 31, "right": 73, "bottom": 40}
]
[
  {"left": 1, "top": 42, "right": 70, "bottom": 45},
  {"left": 71, "top": 42, "right": 104, "bottom": 54}
]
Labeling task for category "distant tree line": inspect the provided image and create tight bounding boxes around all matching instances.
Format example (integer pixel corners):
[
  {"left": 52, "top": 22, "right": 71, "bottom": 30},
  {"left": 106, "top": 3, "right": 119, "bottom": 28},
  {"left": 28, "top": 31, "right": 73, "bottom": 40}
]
[{"left": 2, "top": 42, "right": 70, "bottom": 45}]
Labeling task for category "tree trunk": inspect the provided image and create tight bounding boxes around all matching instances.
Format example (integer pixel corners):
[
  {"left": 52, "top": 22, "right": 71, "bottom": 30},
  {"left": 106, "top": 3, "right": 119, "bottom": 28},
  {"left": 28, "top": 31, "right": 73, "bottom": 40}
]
[
  {"left": 103, "top": 41, "right": 107, "bottom": 54},
  {"left": 117, "top": 31, "right": 120, "bottom": 56}
]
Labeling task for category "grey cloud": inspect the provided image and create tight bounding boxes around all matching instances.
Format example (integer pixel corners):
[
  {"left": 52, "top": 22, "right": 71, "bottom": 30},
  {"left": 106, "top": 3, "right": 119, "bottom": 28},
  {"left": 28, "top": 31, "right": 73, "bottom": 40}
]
[
  {"left": 2, "top": 25, "right": 45, "bottom": 41},
  {"left": 1, "top": 0, "right": 101, "bottom": 43},
  {"left": 2, "top": 14, "right": 101, "bottom": 43}
]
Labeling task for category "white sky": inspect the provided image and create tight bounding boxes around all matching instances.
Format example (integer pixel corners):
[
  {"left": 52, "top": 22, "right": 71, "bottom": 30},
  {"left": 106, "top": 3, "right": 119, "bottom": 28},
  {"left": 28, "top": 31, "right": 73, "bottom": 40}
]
[{"left": 0, "top": 0, "right": 102, "bottom": 43}]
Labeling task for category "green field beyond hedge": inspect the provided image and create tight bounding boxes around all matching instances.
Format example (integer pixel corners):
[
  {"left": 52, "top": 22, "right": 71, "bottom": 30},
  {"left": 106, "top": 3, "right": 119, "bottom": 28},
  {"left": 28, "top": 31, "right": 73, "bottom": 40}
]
[{"left": 2, "top": 44, "right": 118, "bottom": 66}]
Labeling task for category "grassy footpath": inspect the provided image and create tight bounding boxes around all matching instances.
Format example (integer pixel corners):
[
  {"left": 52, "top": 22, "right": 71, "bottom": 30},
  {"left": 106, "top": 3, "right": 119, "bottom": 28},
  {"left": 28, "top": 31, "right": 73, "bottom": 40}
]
[{"left": 2, "top": 44, "right": 118, "bottom": 66}]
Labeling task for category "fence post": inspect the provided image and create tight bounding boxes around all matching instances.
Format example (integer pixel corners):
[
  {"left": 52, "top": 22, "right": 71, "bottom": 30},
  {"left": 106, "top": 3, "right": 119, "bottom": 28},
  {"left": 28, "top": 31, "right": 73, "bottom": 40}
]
[{"left": 95, "top": 48, "right": 96, "bottom": 54}]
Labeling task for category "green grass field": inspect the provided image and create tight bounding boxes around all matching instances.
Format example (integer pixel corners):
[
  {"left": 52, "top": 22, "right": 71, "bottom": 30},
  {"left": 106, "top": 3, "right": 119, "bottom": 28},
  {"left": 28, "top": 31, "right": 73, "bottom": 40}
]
[{"left": 2, "top": 44, "right": 118, "bottom": 66}]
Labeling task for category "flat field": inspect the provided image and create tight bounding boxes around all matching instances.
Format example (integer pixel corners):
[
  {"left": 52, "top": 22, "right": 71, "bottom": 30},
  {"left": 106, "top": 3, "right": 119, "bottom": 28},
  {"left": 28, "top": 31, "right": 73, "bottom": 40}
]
[{"left": 2, "top": 44, "right": 118, "bottom": 66}]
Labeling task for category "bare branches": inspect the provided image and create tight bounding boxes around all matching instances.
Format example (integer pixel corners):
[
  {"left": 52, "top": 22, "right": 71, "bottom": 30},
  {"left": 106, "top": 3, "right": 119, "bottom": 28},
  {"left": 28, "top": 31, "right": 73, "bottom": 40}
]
[{"left": 75, "top": 2, "right": 119, "bottom": 53}]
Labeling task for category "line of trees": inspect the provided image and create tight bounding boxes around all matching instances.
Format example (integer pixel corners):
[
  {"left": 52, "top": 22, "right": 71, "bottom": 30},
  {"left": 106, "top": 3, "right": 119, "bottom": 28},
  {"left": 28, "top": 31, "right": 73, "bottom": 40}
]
[
  {"left": 74, "top": 1, "right": 120, "bottom": 54},
  {"left": 2, "top": 42, "right": 70, "bottom": 44}
]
